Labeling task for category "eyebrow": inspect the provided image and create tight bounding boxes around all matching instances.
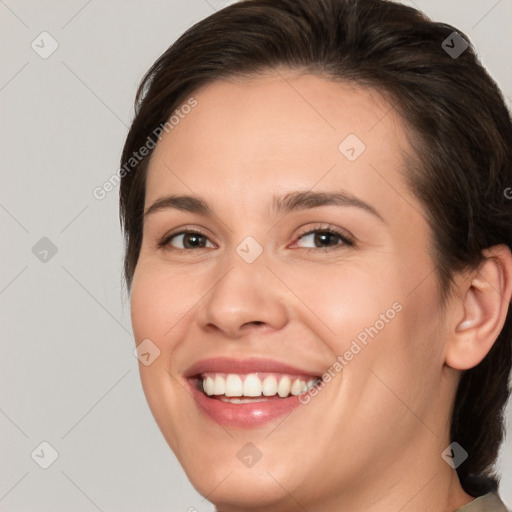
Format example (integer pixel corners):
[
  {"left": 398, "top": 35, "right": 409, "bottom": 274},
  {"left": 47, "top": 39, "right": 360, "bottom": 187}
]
[{"left": 144, "top": 190, "right": 385, "bottom": 222}]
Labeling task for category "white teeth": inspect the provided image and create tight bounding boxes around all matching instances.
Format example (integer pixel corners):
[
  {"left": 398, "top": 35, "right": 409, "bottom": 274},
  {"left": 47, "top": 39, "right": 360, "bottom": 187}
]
[
  {"left": 243, "top": 373, "right": 262, "bottom": 397},
  {"left": 225, "top": 374, "right": 243, "bottom": 397},
  {"left": 278, "top": 376, "right": 291, "bottom": 397},
  {"left": 213, "top": 375, "right": 225, "bottom": 395},
  {"left": 219, "top": 396, "right": 270, "bottom": 404},
  {"left": 262, "top": 375, "right": 278, "bottom": 396},
  {"left": 205, "top": 376, "right": 215, "bottom": 396},
  {"left": 291, "top": 378, "right": 302, "bottom": 396},
  {"left": 201, "top": 372, "right": 319, "bottom": 398}
]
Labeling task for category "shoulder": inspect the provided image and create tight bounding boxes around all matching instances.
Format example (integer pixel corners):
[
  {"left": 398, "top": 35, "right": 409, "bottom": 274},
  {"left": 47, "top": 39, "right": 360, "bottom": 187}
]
[{"left": 453, "top": 493, "right": 511, "bottom": 512}]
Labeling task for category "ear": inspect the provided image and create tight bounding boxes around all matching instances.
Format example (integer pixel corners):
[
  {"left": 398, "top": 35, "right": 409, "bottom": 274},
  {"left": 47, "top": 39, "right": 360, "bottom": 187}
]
[{"left": 445, "top": 244, "right": 512, "bottom": 370}]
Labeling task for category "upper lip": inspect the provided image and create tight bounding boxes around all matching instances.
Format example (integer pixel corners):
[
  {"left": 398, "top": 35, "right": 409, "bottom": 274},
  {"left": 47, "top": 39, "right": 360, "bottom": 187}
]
[{"left": 183, "top": 357, "right": 321, "bottom": 378}]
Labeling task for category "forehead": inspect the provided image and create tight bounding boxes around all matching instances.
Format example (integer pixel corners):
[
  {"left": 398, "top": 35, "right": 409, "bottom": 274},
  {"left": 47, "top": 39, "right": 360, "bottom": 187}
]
[{"left": 145, "top": 70, "right": 422, "bottom": 223}]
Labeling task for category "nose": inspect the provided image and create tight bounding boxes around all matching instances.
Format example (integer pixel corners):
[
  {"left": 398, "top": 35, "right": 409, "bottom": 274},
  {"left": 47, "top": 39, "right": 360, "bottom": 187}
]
[{"left": 195, "top": 254, "right": 289, "bottom": 339}]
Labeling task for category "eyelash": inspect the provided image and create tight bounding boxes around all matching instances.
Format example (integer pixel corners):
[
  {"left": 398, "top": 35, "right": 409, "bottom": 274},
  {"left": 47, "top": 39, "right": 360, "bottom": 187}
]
[{"left": 157, "top": 224, "right": 355, "bottom": 253}]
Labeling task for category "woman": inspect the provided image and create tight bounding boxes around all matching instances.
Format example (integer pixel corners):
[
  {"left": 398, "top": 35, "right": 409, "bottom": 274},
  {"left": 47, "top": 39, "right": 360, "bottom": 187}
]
[{"left": 120, "top": 0, "right": 512, "bottom": 510}]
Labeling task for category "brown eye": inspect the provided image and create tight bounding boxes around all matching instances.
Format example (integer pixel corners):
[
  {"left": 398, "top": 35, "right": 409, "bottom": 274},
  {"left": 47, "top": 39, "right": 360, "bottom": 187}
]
[
  {"left": 159, "top": 230, "right": 214, "bottom": 250},
  {"left": 294, "top": 226, "right": 354, "bottom": 252}
]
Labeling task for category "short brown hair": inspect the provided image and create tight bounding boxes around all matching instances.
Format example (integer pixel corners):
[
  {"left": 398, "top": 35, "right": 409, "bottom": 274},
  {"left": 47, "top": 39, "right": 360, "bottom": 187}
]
[{"left": 119, "top": 0, "right": 512, "bottom": 496}]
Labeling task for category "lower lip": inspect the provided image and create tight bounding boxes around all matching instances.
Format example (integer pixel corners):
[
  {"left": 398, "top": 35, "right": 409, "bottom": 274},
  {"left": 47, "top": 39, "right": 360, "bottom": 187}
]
[{"left": 187, "top": 379, "right": 305, "bottom": 428}]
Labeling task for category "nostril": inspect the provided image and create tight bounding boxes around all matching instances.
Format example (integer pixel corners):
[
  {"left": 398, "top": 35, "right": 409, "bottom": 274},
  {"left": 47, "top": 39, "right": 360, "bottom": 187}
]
[{"left": 241, "top": 321, "right": 264, "bottom": 329}]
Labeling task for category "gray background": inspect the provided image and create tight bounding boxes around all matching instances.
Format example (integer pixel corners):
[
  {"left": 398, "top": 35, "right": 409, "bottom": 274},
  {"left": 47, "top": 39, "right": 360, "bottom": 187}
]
[{"left": 1, "top": 0, "right": 511, "bottom": 510}]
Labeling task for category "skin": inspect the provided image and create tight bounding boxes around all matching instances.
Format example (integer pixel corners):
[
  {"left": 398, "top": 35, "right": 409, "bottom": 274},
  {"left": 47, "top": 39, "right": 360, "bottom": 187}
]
[{"left": 129, "top": 69, "right": 512, "bottom": 512}]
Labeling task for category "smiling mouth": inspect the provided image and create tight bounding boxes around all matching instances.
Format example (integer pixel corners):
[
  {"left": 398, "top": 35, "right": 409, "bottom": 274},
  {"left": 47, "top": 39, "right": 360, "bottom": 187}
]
[{"left": 192, "top": 371, "right": 322, "bottom": 403}]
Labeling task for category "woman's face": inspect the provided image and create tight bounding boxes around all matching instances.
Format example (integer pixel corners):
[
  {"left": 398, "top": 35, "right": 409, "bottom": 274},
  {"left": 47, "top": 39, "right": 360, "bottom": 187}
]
[{"left": 130, "top": 71, "right": 458, "bottom": 510}]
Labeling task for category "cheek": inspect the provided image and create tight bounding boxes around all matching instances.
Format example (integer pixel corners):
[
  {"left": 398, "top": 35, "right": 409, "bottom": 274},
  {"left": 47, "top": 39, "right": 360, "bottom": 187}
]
[
  {"left": 129, "top": 262, "right": 189, "bottom": 449},
  {"left": 295, "top": 257, "right": 443, "bottom": 379},
  {"left": 341, "top": 266, "right": 446, "bottom": 422},
  {"left": 129, "top": 262, "right": 188, "bottom": 401},
  {"left": 284, "top": 261, "right": 400, "bottom": 351},
  {"left": 130, "top": 260, "right": 196, "bottom": 342}
]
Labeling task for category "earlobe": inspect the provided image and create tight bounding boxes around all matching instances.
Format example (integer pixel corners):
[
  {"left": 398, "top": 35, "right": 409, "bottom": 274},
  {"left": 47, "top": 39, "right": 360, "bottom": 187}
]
[{"left": 445, "top": 244, "right": 512, "bottom": 371}]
